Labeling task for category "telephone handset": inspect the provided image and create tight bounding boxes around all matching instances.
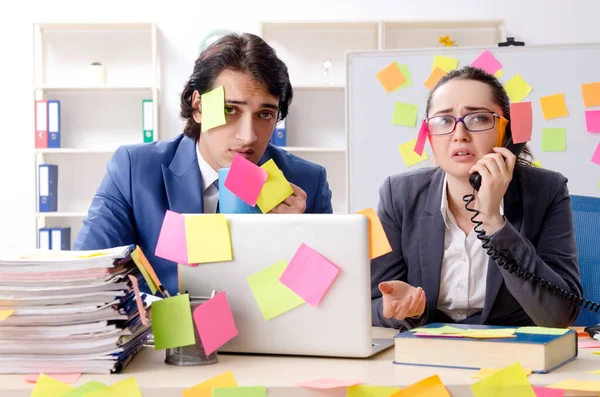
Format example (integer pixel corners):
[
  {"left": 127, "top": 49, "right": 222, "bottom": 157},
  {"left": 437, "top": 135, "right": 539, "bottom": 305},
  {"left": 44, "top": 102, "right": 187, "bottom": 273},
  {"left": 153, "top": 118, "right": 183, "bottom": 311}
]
[{"left": 464, "top": 139, "right": 600, "bottom": 337}]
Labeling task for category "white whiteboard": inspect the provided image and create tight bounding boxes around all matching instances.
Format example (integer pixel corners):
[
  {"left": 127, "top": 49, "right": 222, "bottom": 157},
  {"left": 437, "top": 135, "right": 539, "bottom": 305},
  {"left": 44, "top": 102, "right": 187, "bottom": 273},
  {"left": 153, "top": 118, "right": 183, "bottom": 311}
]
[{"left": 346, "top": 44, "right": 600, "bottom": 213}]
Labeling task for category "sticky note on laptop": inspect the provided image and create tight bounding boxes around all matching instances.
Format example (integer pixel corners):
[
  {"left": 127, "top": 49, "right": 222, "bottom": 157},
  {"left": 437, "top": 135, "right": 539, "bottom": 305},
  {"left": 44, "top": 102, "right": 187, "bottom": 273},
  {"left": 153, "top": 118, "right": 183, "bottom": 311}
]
[
  {"left": 185, "top": 214, "right": 233, "bottom": 264},
  {"left": 256, "top": 159, "right": 294, "bottom": 213},
  {"left": 356, "top": 208, "right": 392, "bottom": 259},
  {"left": 225, "top": 153, "right": 268, "bottom": 206},
  {"left": 192, "top": 291, "right": 238, "bottom": 355}
]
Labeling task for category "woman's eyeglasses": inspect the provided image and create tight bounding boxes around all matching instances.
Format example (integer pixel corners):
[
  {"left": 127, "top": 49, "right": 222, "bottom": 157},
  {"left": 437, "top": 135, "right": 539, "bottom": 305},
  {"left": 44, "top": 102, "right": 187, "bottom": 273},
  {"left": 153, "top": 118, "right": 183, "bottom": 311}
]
[{"left": 426, "top": 111, "right": 507, "bottom": 136}]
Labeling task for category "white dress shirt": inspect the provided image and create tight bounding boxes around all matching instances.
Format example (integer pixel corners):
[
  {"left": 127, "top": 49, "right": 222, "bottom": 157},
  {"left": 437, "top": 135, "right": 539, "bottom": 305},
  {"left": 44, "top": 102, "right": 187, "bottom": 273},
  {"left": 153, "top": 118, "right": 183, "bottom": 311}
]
[
  {"left": 196, "top": 143, "right": 219, "bottom": 214},
  {"left": 436, "top": 175, "right": 504, "bottom": 321}
]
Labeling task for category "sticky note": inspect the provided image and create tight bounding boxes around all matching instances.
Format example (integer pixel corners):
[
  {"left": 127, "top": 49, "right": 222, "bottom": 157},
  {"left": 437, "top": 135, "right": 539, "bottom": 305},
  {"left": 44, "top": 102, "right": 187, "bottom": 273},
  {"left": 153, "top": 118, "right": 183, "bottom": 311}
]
[
  {"left": 548, "top": 379, "right": 600, "bottom": 392},
  {"left": 393, "top": 63, "right": 412, "bottom": 91},
  {"left": 516, "top": 326, "right": 569, "bottom": 335},
  {"left": 151, "top": 294, "right": 196, "bottom": 350},
  {"left": 296, "top": 378, "right": 364, "bottom": 389},
  {"left": 26, "top": 373, "right": 81, "bottom": 384},
  {"left": 470, "top": 362, "right": 536, "bottom": 397},
  {"left": 504, "top": 74, "right": 532, "bottom": 103},
  {"left": 399, "top": 139, "right": 428, "bottom": 167},
  {"left": 0, "top": 310, "right": 14, "bottom": 321},
  {"left": 128, "top": 275, "right": 149, "bottom": 326},
  {"left": 390, "top": 375, "right": 450, "bottom": 397},
  {"left": 593, "top": 143, "right": 600, "bottom": 166},
  {"left": 356, "top": 208, "right": 392, "bottom": 259},
  {"left": 256, "top": 159, "right": 294, "bottom": 213},
  {"left": 201, "top": 85, "right": 226, "bottom": 132},
  {"left": 63, "top": 382, "right": 107, "bottom": 397},
  {"left": 540, "top": 93, "right": 568, "bottom": 120},
  {"left": 130, "top": 247, "right": 158, "bottom": 294},
  {"left": 347, "top": 385, "right": 401, "bottom": 397},
  {"left": 192, "top": 291, "right": 238, "bottom": 355},
  {"left": 424, "top": 67, "right": 447, "bottom": 90},
  {"left": 392, "top": 102, "right": 418, "bottom": 127},
  {"left": 585, "top": 110, "right": 600, "bottom": 132},
  {"left": 470, "top": 50, "right": 502, "bottom": 75},
  {"left": 155, "top": 210, "right": 188, "bottom": 265},
  {"left": 213, "top": 386, "right": 266, "bottom": 397},
  {"left": 459, "top": 329, "right": 516, "bottom": 339},
  {"left": 433, "top": 55, "right": 458, "bottom": 73},
  {"left": 541, "top": 128, "right": 566, "bottom": 152},
  {"left": 532, "top": 160, "right": 542, "bottom": 168},
  {"left": 247, "top": 260, "right": 305, "bottom": 320},
  {"left": 410, "top": 325, "right": 466, "bottom": 335},
  {"left": 578, "top": 339, "right": 600, "bottom": 348},
  {"left": 494, "top": 69, "right": 504, "bottom": 79},
  {"left": 30, "top": 374, "right": 74, "bottom": 397},
  {"left": 86, "top": 377, "right": 142, "bottom": 397},
  {"left": 224, "top": 153, "right": 268, "bottom": 206},
  {"left": 182, "top": 371, "right": 238, "bottom": 397},
  {"left": 279, "top": 243, "right": 340, "bottom": 307},
  {"left": 510, "top": 102, "right": 533, "bottom": 144},
  {"left": 376, "top": 62, "right": 406, "bottom": 93},
  {"left": 413, "top": 120, "right": 428, "bottom": 156},
  {"left": 582, "top": 82, "right": 600, "bottom": 107},
  {"left": 471, "top": 367, "right": 532, "bottom": 379},
  {"left": 185, "top": 214, "right": 233, "bottom": 264},
  {"left": 532, "top": 386, "right": 564, "bottom": 397}
]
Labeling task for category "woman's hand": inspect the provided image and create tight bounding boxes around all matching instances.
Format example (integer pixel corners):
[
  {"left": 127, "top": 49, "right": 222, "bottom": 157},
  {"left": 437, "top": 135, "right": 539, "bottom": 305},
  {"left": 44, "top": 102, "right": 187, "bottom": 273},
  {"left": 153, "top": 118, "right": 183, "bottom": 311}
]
[{"left": 379, "top": 280, "right": 426, "bottom": 321}]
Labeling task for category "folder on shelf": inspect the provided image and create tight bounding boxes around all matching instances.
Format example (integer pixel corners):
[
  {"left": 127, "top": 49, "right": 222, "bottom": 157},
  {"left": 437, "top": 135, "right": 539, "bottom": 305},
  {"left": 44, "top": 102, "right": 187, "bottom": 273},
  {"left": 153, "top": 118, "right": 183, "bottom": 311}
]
[
  {"left": 142, "top": 99, "right": 153, "bottom": 143},
  {"left": 271, "top": 118, "right": 286, "bottom": 146},
  {"left": 38, "top": 228, "right": 51, "bottom": 250},
  {"left": 51, "top": 227, "right": 71, "bottom": 251},
  {"left": 35, "top": 100, "right": 48, "bottom": 148},
  {"left": 38, "top": 164, "right": 58, "bottom": 212},
  {"left": 47, "top": 100, "right": 61, "bottom": 148}
]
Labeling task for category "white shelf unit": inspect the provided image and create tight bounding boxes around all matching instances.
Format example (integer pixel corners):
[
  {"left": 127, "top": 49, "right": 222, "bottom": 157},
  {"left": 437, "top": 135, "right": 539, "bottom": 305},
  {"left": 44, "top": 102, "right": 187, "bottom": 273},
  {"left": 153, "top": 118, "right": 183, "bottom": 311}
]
[
  {"left": 260, "top": 20, "right": 505, "bottom": 214},
  {"left": 33, "top": 22, "right": 160, "bottom": 249}
]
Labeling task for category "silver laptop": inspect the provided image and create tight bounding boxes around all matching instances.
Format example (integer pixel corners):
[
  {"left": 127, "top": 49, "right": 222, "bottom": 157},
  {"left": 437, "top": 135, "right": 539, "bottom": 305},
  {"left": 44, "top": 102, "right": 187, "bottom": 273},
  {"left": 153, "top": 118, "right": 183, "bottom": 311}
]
[{"left": 178, "top": 214, "right": 394, "bottom": 358}]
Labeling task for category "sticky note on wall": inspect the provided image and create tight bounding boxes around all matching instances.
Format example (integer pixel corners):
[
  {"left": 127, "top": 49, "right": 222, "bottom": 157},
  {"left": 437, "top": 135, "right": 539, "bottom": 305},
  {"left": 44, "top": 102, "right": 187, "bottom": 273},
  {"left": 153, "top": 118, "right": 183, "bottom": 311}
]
[
  {"left": 470, "top": 50, "right": 502, "bottom": 75},
  {"left": 509, "top": 102, "right": 533, "bottom": 144},
  {"left": 541, "top": 128, "right": 567, "bottom": 152},
  {"left": 582, "top": 81, "right": 600, "bottom": 107},
  {"left": 504, "top": 74, "right": 532, "bottom": 103},
  {"left": 433, "top": 55, "right": 458, "bottom": 73},
  {"left": 585, "top": 110, "right": 600, "bottom": 132},
  {"left": 392, "top": 102, "right": 418, "bottom": 127},
  {"left": 399, "top": 139, "right": 428, "bottom": 167},
  {"left": 376, "top": 62, "right": 406, "bottom": 93},
  {"left": 424, "top": 67, "right": 447, "bottom": 90},
  {"left": 540, "top": 93, "right": 568, "bottom": 120}
]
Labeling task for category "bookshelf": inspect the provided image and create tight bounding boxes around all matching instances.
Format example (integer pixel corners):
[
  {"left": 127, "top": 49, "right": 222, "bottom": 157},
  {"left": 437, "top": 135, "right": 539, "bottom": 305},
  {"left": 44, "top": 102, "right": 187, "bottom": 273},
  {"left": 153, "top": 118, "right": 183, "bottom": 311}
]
[
  {"left": 260, "top": 20, "right": 505, "bottom": 214},
  {"left": 33, "top": 22, "right": 160, "bottom": 249}
]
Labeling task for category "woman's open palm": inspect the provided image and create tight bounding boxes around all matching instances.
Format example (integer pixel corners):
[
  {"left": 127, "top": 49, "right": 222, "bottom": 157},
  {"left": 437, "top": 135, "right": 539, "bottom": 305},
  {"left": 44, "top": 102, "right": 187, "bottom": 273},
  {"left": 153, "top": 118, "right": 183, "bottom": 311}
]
[{"left": 379, "top": 280, "right": 426, "bottom": 321}]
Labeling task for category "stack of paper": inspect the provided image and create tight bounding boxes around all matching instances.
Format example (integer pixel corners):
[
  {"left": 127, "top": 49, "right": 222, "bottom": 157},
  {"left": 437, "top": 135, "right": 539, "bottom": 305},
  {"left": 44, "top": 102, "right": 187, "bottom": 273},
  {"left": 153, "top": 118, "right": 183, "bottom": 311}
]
[{"left": 0, "top": 245, "right": 152, "bottom": 374}]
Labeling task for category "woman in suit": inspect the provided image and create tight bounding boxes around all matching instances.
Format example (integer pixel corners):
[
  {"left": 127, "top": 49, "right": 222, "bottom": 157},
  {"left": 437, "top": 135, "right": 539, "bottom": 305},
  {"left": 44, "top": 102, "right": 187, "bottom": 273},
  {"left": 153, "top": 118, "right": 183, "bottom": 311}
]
[{"left": 371, "top": 66, "right": 582, "bottom": 330}]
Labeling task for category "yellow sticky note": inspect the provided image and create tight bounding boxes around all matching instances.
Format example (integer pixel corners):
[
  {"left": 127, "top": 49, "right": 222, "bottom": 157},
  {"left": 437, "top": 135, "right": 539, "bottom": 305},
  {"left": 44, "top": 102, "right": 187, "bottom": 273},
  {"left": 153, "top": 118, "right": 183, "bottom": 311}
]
[
  {"left": 471, "top": 367, "right": 532, "bottom": 379},
  {"left": 31, "top": 374, "right": 74, "bottom": 397},
  {"left": 504, "top": 74, "right": 532, "bottom": 103},
  {"left": 410, "top": 325, "right": 465, "bottom": 335},
  {"left": 356, "top": 208, "right": 392, "bottom": 259},
  {"left": 548, "top": 379, "right": 600, "bottom": 392},
  {"left": 424, "top": 67, "right": 447, "bottom": 90},
  {"left": 390, "top": 375, "right": 450, "bottom": 397},
  {"left": 86, "top": 377, "right": 142, "bottom": 397},
  {"left": 347, "top": 385, "right": 401, "bottom": 397},
  {"left": 185, "top": 214, "right": 232, "bottom": 264},
  {"left": 540, "top": 93, "right": 568, "bottom": 120},
  {"left": 433, "top": 55, "right": 459, "bottom": 73},
  {"left": 398, "top": 139, "right": 428, "bottom": 167},
  {"left": 470, "top": 362, "right": 536, "bottom": 397},
  {"left": 459, "top": 329, "right": 516, "bottom": 339},
  {"left": 182, "top": 371, "right": 238, "bottom": 397},
  {"left": 532, "top": 160, "right": 542, "bottom": 168},
  {"left": 201, "top": 85, "right": 226, "bottom": 132},
  {"left": 376, "top": 62, "right": 406, "bottom": 93},
  {"left": 516, "top": 326, "right": 569, "bottom": 335},
  {"left": 582, "top": 82, "right": 600, "bottom": 107},
  {"left": 494, "top": 69, "right": 504, "bottom": 78},
  {"left": 588, "top": 370, "right": 600, "bottom": 374},
  {"left": 256, "top": 159, "right": 294, "bottom": 213},
  {"left": 0, "top": 310, "right": 14, "bottom": 321},
  {"left": 63, "top": 381, "right": 107, "bottom": 397}
]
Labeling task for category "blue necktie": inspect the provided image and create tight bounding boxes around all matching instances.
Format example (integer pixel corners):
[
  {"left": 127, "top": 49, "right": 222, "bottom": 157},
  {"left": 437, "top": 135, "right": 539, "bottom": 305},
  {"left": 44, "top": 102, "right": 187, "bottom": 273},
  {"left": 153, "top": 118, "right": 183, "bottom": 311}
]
[{"left": 214, "top": 180, "right": 220, "bottom": 213}]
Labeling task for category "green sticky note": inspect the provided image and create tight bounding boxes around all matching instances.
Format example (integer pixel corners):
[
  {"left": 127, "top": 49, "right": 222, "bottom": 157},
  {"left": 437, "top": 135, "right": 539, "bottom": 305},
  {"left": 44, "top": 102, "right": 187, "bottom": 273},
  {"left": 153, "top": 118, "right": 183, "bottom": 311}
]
[
  {"left": 393, "top": 63, "right": 412, "bottom": 91},
  {"left": 151, "top": 294, "right": 196, "bottom": 349},
  {"left": 410, "top": 325, "right": 466, "bottom": 335},
  {"left": 86, "top": 378, "right": 142, "bottom": 397},
  {"left": 516, "top": 326, "right": 569, "bottom": 335},
  {"left": 433, "top": 55, "right": 459, "bottom": 73},
  {"left": 470, "top": 362, "right": 536, "bottom": 397},
  {"left": 201, "top": 85, "right": 227, "bottom": 132},
  {"left": 31, "top": 374, "right": 74, "bottom": 397},
  {"left": 541, "top": 128, "right": 567, "bottom": 152},
  {"left": 347, "top": 385, "right": 402, "bottom": 397},
  {"left": 248, "top": 260, "right": 305, "bottom": 320},
  {"left": 63, "top": 382, "right": 107, "bottom": 397},
  {"left": 392, "top": 102, "right": 418, "bottom": 127},
  {"left": 213, "top": 386, "right": 266, "bottom": 397},
  {"left": 504, "top": 74, "right": 532, "bottom": 103}
]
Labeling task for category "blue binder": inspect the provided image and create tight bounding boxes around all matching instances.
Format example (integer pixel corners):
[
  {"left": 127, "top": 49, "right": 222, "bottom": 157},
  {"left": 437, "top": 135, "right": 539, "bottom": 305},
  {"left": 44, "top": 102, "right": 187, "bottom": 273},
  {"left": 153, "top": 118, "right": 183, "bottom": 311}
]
[
  {"left": 38, "top": 228, "right": 51, "bottom": 250},
  {"left": 50, "top": 227, "right": 71, "bottom": 250},
  {"left": 271, "top": 118, "right": 286, "bottom": 146},
  {"left": 38, "top": 164, "right": 58, "bottom": 212},
  {"left": 47, "top": 100, "right": 61, "bottom": 148}
]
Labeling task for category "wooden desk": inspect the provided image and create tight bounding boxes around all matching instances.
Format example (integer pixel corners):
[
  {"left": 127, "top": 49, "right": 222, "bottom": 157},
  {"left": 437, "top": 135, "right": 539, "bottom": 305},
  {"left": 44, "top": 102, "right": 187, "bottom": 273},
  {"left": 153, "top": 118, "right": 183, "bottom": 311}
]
[{"left": 3, "top": 327, "right": 600, "bottom": 397}]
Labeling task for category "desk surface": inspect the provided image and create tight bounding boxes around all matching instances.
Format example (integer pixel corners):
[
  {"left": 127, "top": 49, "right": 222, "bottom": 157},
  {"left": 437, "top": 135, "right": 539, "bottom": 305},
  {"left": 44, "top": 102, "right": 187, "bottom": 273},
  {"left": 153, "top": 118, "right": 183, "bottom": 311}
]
[{"left": 3, "top": 327, "right": 600, "bottom": 397}]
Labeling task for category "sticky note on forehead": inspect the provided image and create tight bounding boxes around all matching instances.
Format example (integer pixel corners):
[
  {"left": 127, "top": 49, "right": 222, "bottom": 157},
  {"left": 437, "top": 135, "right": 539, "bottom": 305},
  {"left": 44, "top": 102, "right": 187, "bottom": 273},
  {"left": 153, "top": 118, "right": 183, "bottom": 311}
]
[
  {"left": 256, "top": 159, "right": 294, "bottom": 213},
  {"left": 201, "top": 85, "right": 227, "bottom": 132}
]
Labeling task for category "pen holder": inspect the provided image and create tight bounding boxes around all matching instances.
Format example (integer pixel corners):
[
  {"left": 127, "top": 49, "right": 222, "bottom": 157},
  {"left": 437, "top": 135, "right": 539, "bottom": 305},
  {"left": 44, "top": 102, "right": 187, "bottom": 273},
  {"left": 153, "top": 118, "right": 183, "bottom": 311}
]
[{"left": 164, "top": 298, "right": 218, "bottom": 366}]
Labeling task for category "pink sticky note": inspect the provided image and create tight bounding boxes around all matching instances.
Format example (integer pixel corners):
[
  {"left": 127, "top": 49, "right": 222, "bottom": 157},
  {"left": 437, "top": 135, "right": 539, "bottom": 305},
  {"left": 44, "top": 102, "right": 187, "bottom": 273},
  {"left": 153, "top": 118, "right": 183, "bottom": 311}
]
[
  {"left": 413, "top": 120, "right": 428, "bottom": 156},
  {"left": 296, "top": 378, "right": 365, "bottom": 389},
  {"left": 128, "top": 275, "right": 149, "bottom": 326},
  {"left": 585, "top": 110, "right": 600, "bottom": 133},
  {"left": 193, "top": 291, "right": 238, "bottom": 355},
  {"left": 224, "top": 153, "right": 268, "bottom": 206},
  {"left": 510, "top": 102, "right": 533, "bottom": 143},
  {"left": 279, "top": 243, "right": 340, "bottom": 307},
  {"left": 155, "top": 210, "right": 188, "bottom": 264},
  {"left": 26, "top": 373, "right": 81, "bottom": 384},
  {"left": 578, "top": 338, "right": 600, "bottom": 348},
  {"left": 470, "top": 50, "right": 503, "bottom": 75},
  {"left": 533, "top": 386, "right": 564, "bottom": 397},
  {"left": 593, "top": 143, "right": 600, "bottom": 166}
]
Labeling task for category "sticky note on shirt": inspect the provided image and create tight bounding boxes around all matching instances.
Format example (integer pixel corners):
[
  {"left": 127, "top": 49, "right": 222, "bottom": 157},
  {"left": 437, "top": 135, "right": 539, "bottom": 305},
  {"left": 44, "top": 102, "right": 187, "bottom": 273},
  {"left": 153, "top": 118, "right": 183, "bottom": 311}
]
[
  {"left": 585, "top": 110, "right": 600, "bottom": 133},
  {"left": 296, "top": 378, "right": 364, "bottom": 389},
  {"left": 356, "top": 208, "right": 392, "bottom": 259},
  {"left": 470, "top": 362, "right": 536, "bottom": 397},
  {"left": 516, "top": 326, "right": 569, "bottom": 335},
  {"left": 201, "top": 85, "right": 226, "bottom": 132},
  {"left": 256, "top": 159, "right": 294, "bottom": 213},
  {"left": 63, "top": 381, "right": 107, "bottom": 397},
  {"left": 509, "top": 102, "right": 533, "bottom": 144},
  {"left": 155, "top": 210, "right": 188, "bottom": 265},
  {"left": 399, "top": 139, "right": 428, "bottom": 167},
  {"left": 392, "top": 102, "right": 418, "bottom": 127},
  {"left": 582, "top": 81, "right": 600, "bottom": 107},
  {"left": 213, "top": 386, "right": 266, "bottom": 397},
  {"left": 0, "top": 310, "right": 14, "bottom": 321},
  {"left": 182, "top": 371, "right": 238, "bottom": 397},
  {"left": 470, "top": 50, "right": 502, "bottom": 75},
  {"left": 541, "top": 129, "right": 567, "bottom": 152},
  {"left": 540, "top": 93, "right": 568, "bottom": 120},
  {"left": 247, "top": 260, "right": 305, "bottom": 320},
  {"left": 151, "top": 294, "right": 196, "bottom": 350},
  {"left": 85, "top": 377, "right": 142, "bottom": 397},
  {"left": 347, "top": 385, "right": 401, "bottom": 397},
  {"left": 424, "top": 67, "right": 447, "bottom": 90},
  {"left": 433, "top": 55, "right": 458, "bottom": 73},
  {"left": 504, "top": 74, "right": 532, "bottom": 103},
  {"left": 224, "top": 153, "right": 268, "bottom": 206},
  {"left": 30, "top": 374, "right": 74, "bottom": 397},
  {"left": 376, "top": 62, "right": 406, "bottom": 93},
  {"left": 279, "top": 243, "right": 340, "bottom": 307},
  {"left": 391, "top": 375, "right": 450, "bottom": 397},
  {"left": 185, "top": 214, "right": 233, "bottom": 264},
  {"left": 193, "top": 291, "right": 238, "bottom": 355}
]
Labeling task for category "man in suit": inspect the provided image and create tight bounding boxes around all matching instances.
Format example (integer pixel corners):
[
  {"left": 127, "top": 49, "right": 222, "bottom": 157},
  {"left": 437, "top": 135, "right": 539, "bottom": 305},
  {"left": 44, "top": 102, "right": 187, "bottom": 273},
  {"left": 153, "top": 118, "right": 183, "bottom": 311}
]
[{"left": 74, "top": 33, "right": 333, "bottom": 295}]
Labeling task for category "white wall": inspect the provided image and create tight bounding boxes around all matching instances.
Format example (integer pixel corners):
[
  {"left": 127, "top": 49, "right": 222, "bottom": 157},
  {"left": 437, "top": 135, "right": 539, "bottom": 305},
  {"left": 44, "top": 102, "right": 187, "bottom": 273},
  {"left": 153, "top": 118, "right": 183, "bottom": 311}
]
[{"left": 1, "top": 0, "right": 599, "bottom": 249}]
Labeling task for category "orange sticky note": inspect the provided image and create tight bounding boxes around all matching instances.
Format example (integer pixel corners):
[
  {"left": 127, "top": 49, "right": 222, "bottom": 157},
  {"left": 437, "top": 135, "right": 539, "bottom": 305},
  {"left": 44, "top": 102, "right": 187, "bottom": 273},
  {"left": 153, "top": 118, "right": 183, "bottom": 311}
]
[
  {"left": 391, "top": 375, "right": 450, "bottom": 397},
  {"left": 357, "top": 208, "right": 392, "bottom": 259},
  {"left": 376, "top": 62, "right": 406, "bottom": 93},
  {"left": 540, "top": 93, "right": 568, "bottom": 120},
  {"left": 582, "top": 82, "right": 600, "bottom": 107},
  {"left": 424, "top": 67, "right": 447, "bottom": 90},
  {"left": 182, "top": 371, "right": 238, "bottom": 397}
]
